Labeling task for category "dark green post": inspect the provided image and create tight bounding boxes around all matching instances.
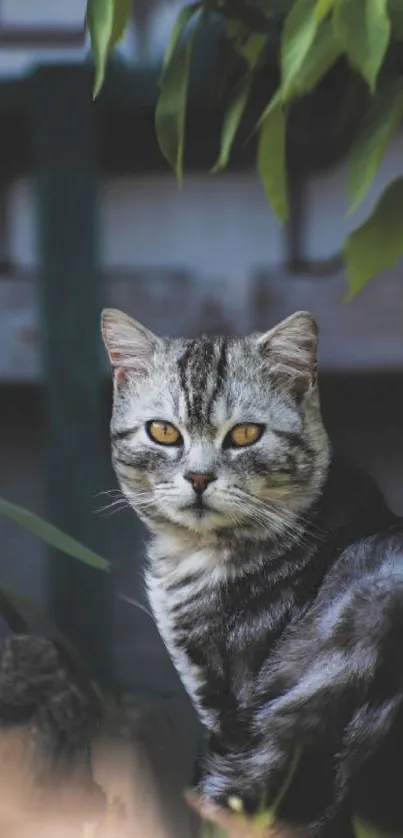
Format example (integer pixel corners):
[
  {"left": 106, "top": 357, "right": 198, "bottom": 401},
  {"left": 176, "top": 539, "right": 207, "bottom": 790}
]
[{"left": 31, "top": 65, "right": 113, "bottom": 683}]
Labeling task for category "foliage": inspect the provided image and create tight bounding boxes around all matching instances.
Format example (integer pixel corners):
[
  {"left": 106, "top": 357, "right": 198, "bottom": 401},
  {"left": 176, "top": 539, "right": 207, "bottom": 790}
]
[
  {"left": 0, "top": 498, "right": 109, "bottom": 572},
  {"left": 0, "top": 498, "right": 110, "bottom": 700},
  {"left": 86, "top": 0, "right": 132, "bottom": 97},
  {"left": 86, "top": 0, "right": 403, "bottom": 296}
]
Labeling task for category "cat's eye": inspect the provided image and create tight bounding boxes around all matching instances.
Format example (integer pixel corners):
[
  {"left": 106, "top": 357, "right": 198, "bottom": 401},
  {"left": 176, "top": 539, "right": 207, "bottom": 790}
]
[
  {"left": 224, "top": 423, "right": 264, "bottom": 449},
  {"left": 146, "top": 420, "right": 182, "bottom": 446}
]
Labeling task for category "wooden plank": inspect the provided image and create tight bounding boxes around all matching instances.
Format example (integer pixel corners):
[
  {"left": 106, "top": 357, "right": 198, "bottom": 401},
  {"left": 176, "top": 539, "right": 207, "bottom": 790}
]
[
  {"left": 30, "top": 65, "right": 113, "bottom": 683},
  {"left": 1, "top": 265, "right": 403, "bottom": 381}
]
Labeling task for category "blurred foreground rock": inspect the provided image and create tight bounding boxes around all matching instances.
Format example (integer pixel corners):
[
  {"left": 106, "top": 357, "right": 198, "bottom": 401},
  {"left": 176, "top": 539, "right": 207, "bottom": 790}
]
[{"left": 0, "top": 634, "right": 198, "bottom": 838}]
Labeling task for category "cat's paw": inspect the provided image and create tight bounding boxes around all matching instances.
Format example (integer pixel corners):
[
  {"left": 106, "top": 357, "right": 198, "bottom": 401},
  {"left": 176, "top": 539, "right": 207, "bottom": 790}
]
[
  {"left": 197, "top": 736, "right": 300, "bottom": 820},
  {"left": 196, "top": 750, "right": 266, "bottom": 815}
]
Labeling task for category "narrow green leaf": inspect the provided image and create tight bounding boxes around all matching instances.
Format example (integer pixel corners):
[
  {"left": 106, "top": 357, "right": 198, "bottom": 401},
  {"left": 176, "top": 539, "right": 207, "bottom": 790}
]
[
  {"left": 281, "top": 0, "right": 320, "bottom": 97},
  {"left": 109, "top": 0, "right": 132, "bottom": 51},
  {"left": 258, "top": 88, "right": 283, "bottom": 126},
  {"left": 87, "top": 0, "right": 133, "bottom": 99},
  {"left": 237, "top": 33, "right": 267, "bottom": 68},
  {"left": 257, "top": 99, "right": 289, "bottom": 222},
  {"left": 224, "top": 19, "right": 266, "bottom": 69},
  {"left": 224, "top": 19, "right": 244, "bottom": 44},
  {"left": 212, "top": 76, "right": 252, "bottom": 173},
  {"left": 352, "top": 815, "right": 397, "bottom": 838},
  {"left": 333, "top": 0, "right": 391, "bottom": 92},
  {"left": 315, "top": 0, "right": 335, "bottom": 20},
  {"left": 202, "top": 824, "right": 228, "bottom": 838},
  {"left": 345, "top": 176, "right": 403, "bottom": 298},
  {"left": 388, "top": 0, "right": 403, "bottom": 40},
  {"left": 161, "top": 3, "right": 200, "bottom": 73},
  {"left": 212, "top": 26, "right": 266, "bottom": 171},
  {"left": 254, "top": 746, "right": 302, "bottom": 829},
  {"left": 156, "top": 9, "right": 200, "bottom": 183},
  {"left": 347, "top": 74, "right": 403, "bottom": 213},
  {"left": 87, "top": 0, "right": 114, "bottom": 99},
  {"left": 290, "top": 20, "right": 341, "bottom": 97},
  {"left": 0, "top": 588, "right": 29, "bottom": 633},
  {"left": 0, "top": 498, "right": 110, "bottom": 572}
]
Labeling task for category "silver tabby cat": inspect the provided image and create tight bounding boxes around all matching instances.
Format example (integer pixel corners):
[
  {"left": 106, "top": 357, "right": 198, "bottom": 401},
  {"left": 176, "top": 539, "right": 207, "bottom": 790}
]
[
  {"left": 102, "top": 308, "right": 403, "bottom": 838},
  {"left": 102, "top": 309, "right": 326, "bottom": 716}
]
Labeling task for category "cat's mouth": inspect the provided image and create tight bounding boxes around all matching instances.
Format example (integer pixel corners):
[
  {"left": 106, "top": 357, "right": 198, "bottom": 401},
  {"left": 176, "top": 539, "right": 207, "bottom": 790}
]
[
  {"left": 181, "top": 497, "right": 215, "bottom": 518},
  {"left": 171, "top": 497, "right": 233, "bottom": 532}
]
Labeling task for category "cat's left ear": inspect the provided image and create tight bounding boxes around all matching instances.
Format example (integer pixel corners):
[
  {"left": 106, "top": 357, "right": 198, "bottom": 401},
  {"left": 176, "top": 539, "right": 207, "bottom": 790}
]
[
  {"left": 101, "top": 308, "right": 158, "bottom": 379},
  {"left": 257, "top": 311, "right": 318, "bottom": 398}
]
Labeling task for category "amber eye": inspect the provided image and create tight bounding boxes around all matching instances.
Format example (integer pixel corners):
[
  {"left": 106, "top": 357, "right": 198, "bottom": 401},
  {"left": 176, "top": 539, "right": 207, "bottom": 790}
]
[
  {"left": 146, "top": 420, "right": 182, "bottom": 446},
  {"left": 224, "top": 423, "right": 264, "bottom": 449}
]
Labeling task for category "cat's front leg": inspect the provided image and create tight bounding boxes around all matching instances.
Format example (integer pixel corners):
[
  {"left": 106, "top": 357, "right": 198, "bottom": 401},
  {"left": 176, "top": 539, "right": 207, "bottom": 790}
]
[
  {"left": 196, "top": 601, "right": 365, "bottom": 815},
  {"left": 202, "top": 565, "right": 403, "bottom": 825}
]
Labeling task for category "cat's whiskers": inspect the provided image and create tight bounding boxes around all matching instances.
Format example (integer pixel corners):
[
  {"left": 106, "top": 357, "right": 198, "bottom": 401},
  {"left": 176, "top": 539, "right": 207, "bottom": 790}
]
[
  {"left": 228, "top": 487, "right": 321, "bottom": 550},
  {"left": 96, "top": 499, "right": 129, "bottom": 516},
  {"left": 94, "top": 487, "right": 130, "bottom": 516}
]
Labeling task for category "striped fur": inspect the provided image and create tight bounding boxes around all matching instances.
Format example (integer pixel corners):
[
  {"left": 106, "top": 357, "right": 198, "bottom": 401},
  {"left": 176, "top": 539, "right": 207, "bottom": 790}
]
[{"left": 102, "top": 309, "right": 403, "bottom": 837}]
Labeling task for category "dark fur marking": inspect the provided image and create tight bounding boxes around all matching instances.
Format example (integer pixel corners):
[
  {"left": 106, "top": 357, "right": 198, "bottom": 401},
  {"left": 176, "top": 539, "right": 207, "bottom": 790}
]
[
  {"left": 177, "top": 340, "right": 196, "bottom": 416},
  {"left": 207, "top": 339, "right": 228, "bottom": 421}
]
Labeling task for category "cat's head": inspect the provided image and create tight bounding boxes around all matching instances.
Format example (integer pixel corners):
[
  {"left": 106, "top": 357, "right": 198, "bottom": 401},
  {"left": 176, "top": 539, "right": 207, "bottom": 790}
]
[{"left": 101, "top": 309, "right": 330, "bottom": 541}]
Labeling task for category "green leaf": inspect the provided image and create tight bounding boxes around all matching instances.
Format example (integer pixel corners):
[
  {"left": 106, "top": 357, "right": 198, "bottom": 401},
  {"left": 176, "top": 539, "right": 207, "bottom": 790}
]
[
  {"left": 281, "top": 0, "right": 320, "bottom": 98},
  {"left": 388, "top": 0, "right": 403, "bottom": 40},
  {"left": 333, "top": 0, "right": 391, "bottom": 92},
  {"left": 347, "top": 74, "right": 403, "bottom": 213},
  {"left": 161, "top": 2, "right": 200, "bottom": 73},
  {"left": 202, "top": 824, "right": 228, "bottom": 838},
  {"left": 212, "top": 75, "right": 252, "bottom": 173},
  {"left": 155, "top": 4, "right": 200, "bottom": 182},
  {"left": 345, "top": 176, "right": 403, "bottom": 298},
  {"left": 315, "top": 0, "right": 335, "bottom": 20},
  {"left": 87, "top": 0, "right": 113, "bottom": 99},
  {"left": 352, "top": 816, "right": 378, "bottom": 838},
  {"left": 254, "top": 746, "right": 302, "bottom": 829},
  {"left": 352, "top": 815, "right": 399, "bottom": 838},
  {"left": 224, "top": 19, "right": 245, "bottom": 44},
  {"left": 257, "top": 96, "right": 289, "bottom": 222},
  {"left": 0, "top": 588, "right": 29, "bottom": 633},
  {"left": 290, "top": 20, "right": 341, "bottom": 96},
  {"left": 109, "top": 0, "right": 132, "bottom": 50},
  {"left": 87, "top": 0, "right": 132, "bottom": 99},
  {"left": 0, "top": 498, "right": 110, "bottom": 572},
  {"left": 212, "top": 27, "right": 266, "bottom": 174},
  {"left": 237, "top": 33, "right": 267, "bottom": 67},
  {"left": 224, "top": 18, "right": 266, "bottom": 68}
]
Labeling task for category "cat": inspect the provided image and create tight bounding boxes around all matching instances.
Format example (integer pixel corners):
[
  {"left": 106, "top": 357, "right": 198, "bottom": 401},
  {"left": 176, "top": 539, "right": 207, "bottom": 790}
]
[{"left": 102, "top": 307, "right": 403, "bottom": 838}]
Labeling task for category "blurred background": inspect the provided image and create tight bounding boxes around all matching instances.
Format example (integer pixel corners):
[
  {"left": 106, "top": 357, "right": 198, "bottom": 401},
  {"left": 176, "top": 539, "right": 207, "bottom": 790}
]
[{"left": 0, "top": 1, "right": 403, "bottom": 834}]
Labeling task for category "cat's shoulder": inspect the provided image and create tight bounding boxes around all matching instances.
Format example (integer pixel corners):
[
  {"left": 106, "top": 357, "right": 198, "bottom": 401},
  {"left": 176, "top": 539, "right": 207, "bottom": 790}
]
[{"left": 324, "top": 520, "right": 403, "bottom": 594}]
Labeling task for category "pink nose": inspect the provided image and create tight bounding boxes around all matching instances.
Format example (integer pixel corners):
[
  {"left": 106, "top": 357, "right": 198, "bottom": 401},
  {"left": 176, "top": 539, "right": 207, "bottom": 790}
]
[{"left": 184, "top": 472, "right": 216, "bottom": 495}]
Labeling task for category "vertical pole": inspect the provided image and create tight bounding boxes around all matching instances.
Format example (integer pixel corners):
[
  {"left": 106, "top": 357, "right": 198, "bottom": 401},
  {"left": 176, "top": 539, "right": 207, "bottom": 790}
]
[{"left": 31, "top": 65, "right": 113, "bottom": 683}]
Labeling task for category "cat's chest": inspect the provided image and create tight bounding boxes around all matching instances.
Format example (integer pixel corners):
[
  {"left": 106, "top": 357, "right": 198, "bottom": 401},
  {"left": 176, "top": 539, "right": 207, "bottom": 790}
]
[
  {"left": 146, "top": 539, "right": 294, "bottom": 729},
  {"left": 146, "top": 544, "right": 228, "bottom": 728}
]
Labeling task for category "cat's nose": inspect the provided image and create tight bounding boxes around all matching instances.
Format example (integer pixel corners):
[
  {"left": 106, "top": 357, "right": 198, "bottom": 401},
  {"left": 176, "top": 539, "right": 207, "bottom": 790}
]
[{"left": 184, "top": 471, "right": 216, "bottom": 495}]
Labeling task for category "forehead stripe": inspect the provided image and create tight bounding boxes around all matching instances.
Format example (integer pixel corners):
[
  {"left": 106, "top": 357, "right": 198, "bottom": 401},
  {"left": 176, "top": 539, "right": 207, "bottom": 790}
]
[
  {"left": 190, "top": 339, "right": 215, "bottom": 420},
  {"left": 177, "top": 340, "right": 196, "bottom": 415},
  {"left": 206, "top": 338, "right": 228, "bottom": 420}
]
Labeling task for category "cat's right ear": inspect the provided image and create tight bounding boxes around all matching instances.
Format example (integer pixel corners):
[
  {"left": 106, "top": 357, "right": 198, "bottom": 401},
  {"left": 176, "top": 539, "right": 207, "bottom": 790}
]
[{"left": 101, "top": 308, "right": 158, "bottom": 380}]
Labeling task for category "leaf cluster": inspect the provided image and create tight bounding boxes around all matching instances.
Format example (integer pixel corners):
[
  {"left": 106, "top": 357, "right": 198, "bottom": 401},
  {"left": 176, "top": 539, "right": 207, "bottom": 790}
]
[{"left": 87, "top": 0, "right": 403, "bottom": 295}]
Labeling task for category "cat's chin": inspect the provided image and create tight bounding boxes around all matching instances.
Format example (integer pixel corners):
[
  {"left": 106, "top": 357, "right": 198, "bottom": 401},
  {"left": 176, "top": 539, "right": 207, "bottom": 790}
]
[
  {"left": 171, "top": 507, "right": 230, "bottom": 534},
  {"left": 143, "top": 500, "right": 234, "bottom": 535}
]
